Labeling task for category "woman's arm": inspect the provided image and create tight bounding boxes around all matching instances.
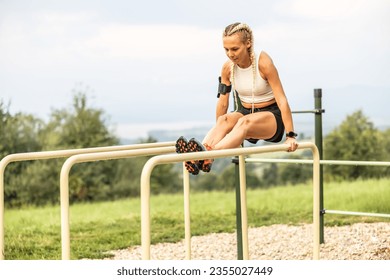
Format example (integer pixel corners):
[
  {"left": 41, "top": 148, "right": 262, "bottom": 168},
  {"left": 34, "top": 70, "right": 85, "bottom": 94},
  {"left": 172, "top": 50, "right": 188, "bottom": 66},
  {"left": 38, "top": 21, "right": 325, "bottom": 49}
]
[
  {"left": 216, "top": 61, "right": 233, "bottom": 120},
  {"left": 259, "top": 51, "right": 298, "bottom": 151}
]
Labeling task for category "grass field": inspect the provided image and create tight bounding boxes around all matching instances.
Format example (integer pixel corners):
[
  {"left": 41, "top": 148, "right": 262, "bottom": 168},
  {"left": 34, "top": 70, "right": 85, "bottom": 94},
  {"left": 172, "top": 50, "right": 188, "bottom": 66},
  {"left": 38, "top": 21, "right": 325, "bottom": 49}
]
[{"left": 4, "top": 178, "right": 390, "bottom": 259}]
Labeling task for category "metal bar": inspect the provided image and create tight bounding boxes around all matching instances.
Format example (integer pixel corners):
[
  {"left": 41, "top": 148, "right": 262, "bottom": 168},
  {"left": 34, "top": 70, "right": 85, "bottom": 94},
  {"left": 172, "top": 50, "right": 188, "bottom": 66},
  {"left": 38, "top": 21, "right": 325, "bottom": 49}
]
[
  {"left": 311, "top": 143, "right": 321, "bottom": 260},
  {"left": 325, "top": 210, "right": 390, "bottom": 218},
  {"left": 140, "top": 142, "right": 320, "bottom": 260},
  {"left": 245, "top": 157, "right": 390, "bottom": 221},
  {"left": 314, "top": 88, "right": 325, "bottom": 244},
  {"left": 59, "top": 145, "right": 176, "bottom": 260},
  {"left": 245, "top": 158, "right": 390, "bottom": 167},
  {"left": 292, "top": 109, "right": 325, "bottom": 114},
  {"left": 0, "top": 141, "right": 175, "bottom": 260},
  {"left": 233, "top": 156, "right": 243, "bottom": 260},
  {"left": 183, "top": 163, "right": 191, "bottom": 260},
  {"left": 238, "top": 155, "right": 249, "bottom": 259},
  {"left": 319, "top": 160, "right": 390, "bottom": 166}
]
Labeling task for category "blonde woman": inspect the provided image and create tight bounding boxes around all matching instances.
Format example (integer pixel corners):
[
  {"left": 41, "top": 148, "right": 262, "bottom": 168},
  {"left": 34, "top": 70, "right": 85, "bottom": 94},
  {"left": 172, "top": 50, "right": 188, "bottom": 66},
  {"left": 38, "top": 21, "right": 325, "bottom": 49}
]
[{"left": 176, "top": 22, "right": 298, "bottom": 175}]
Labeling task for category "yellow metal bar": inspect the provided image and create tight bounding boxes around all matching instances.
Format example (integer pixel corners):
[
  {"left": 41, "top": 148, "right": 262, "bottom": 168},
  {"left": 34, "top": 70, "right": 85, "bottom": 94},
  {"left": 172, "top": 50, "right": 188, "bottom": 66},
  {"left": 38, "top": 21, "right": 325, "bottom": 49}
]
[
  {"left": 0, "top": 141, "right": 175, "bottom": 260},
  {"left": 59, "top": 145, "right": 176, "bottom": 260},
  {"left": 246, "top": 158, "right": 390, "bottom": 167},
  {"left": 325, "top": 210, "right": 390, "bottom": 218},
  {"left": 140, "top": 142, "right": 320, "bottom": 260},
  {"left": 183, "top": 163, "right": 191, "bottom": 260}
]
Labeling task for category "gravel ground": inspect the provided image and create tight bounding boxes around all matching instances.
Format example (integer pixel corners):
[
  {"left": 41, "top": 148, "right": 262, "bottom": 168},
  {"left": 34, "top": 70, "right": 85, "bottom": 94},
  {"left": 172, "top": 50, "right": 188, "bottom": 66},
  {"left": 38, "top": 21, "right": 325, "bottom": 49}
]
[{"left": 106, "top": 222, "right": 390, "bottom": 260}]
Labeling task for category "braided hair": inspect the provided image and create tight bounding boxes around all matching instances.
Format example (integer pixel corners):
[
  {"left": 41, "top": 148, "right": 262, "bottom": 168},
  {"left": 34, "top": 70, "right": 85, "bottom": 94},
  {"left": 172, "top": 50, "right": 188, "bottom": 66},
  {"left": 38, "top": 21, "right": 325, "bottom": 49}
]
[{"left": 223, "top": 23, "right": 256, "bottom": 111}]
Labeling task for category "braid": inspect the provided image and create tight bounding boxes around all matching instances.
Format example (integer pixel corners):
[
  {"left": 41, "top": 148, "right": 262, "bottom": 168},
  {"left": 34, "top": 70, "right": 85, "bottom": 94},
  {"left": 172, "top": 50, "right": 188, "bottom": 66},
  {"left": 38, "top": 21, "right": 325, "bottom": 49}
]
[{"left": 223, "top": 23, "right": 256, "bottom": 112}]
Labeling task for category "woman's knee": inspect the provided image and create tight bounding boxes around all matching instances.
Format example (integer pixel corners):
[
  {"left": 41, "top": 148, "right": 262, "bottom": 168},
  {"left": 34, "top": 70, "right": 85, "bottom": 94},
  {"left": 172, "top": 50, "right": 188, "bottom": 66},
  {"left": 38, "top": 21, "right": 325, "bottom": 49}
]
[
  {"left": 216, "top": 114, "right": 240, "bottom": 131},
  {"left": 235, "top": 117, "right": 251, "bottom": 129},
  {"left": 217, "top": 114, "right": 233, "bottom": 125}
]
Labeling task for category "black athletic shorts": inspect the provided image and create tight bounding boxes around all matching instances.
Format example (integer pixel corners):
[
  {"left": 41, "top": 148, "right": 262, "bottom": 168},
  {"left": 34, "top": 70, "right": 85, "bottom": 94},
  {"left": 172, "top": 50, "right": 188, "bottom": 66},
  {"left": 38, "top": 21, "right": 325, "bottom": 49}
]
[{"left": 237, "top": 102, "right": 284, "bottom": 143}]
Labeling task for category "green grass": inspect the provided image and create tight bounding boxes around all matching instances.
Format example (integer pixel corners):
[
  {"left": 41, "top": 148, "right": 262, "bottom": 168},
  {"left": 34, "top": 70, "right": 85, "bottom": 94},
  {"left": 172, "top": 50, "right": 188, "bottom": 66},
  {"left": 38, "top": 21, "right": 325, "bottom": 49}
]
[{"left": 4, "top": 178, "right": 390, "bottom": 259}]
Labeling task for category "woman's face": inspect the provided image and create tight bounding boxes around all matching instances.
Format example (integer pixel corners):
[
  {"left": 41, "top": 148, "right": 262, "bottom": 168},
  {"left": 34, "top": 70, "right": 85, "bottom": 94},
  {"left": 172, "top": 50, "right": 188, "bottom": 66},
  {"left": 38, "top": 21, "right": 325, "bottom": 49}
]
[{"left": 223, "top": 33, "right": 251, "bottom": 67}]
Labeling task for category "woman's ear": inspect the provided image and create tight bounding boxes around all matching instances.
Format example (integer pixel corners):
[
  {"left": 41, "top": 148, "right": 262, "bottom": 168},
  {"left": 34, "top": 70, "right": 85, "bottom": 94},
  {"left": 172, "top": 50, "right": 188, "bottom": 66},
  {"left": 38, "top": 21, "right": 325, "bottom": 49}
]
[{"left": 246, "top": 39, "right": 252, "bottom": 50}]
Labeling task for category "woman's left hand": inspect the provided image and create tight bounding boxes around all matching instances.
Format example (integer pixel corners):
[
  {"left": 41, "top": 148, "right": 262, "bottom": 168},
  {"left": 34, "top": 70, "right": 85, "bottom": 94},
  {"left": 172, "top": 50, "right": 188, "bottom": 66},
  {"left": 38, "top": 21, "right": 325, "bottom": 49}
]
[{"left": 285, "top": 137, "right": 298, "bottom": 152}]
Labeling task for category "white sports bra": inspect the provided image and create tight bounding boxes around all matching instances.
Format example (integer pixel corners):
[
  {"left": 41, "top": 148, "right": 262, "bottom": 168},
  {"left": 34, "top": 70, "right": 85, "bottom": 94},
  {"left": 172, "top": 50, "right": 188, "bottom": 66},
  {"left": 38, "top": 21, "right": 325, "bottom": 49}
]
[{"left": 232, "top": 51, "right": 274, "bottom": 104}]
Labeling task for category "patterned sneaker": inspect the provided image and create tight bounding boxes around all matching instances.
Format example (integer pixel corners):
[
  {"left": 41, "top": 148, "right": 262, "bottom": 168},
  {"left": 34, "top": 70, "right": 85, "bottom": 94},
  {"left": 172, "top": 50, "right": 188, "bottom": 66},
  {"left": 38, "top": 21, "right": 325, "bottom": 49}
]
[
  {"left": 187, "top": 138, "right": 214, "bottom": 173},
  {"left": 175, "top": 136, "right": 199, "bottom": 175}
]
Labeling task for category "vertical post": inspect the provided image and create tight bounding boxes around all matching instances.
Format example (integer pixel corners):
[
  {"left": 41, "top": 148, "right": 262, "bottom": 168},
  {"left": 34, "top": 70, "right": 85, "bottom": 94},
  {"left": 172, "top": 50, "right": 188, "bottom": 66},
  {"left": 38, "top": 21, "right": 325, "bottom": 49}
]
[
  {"left": 183, "top": 163, "right": 191, "bottom": 260},
  {"left": 233, "top": 156, "right": 243, "bottom": 260},
  {"left": 311, "top": 144, "right": 321, "bottom": 260},
  {"left": 238, "top": 155, "right": 249, "bottom": 259},
  {"left": 233, "top": 89, "right": 244, "bottom": 260},
  {"left": 0, "top": 163, "right": 5, "bottom": 260},
  {"left": 60, "top": 162, "right": 71, "bottom": 260},
  {"left": 314, "top": 88, "right": 324, "bottom": 244}
]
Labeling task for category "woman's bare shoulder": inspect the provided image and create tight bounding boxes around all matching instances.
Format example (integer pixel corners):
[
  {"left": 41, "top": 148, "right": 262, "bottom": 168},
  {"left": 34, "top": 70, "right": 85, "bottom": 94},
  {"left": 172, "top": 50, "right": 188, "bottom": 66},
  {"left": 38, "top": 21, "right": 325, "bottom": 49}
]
[{"left": 221, "top": 60, "right": 233, "bottom": 78}]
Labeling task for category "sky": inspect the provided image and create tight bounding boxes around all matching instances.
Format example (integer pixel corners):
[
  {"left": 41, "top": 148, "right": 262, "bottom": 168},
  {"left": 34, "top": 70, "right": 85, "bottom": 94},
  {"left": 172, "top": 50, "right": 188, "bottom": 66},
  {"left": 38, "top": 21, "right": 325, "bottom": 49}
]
[{"left": 1, "top": 0, "right": 389, "bottom": 139}]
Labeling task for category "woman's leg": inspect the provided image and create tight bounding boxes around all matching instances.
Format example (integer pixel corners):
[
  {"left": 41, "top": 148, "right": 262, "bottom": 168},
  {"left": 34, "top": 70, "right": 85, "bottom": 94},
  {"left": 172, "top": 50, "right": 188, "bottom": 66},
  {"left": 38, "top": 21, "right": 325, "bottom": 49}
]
[
  {"left": 202, "top": 112, "right": 243, "bottom": 147},
  {"left": 213, "top": 111, "right": 277, "bottom": 150},
  {"left": 181, "top": 111, "right": 277, "bottom": 174}
]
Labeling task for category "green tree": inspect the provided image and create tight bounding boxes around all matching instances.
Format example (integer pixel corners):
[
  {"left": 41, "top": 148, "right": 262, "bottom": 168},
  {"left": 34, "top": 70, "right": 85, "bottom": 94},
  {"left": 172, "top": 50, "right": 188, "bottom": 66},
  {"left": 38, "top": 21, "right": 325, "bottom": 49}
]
[
  {"left": 324, "top": 110, "right": 386, "bottom": 180},
  {"left": 279, "top": 154, "right": 313, "bottom": 185},
  {"left": 48, "top": 92, "right": 120, "bottom": 202},
  {"left": 0, "top": 101, "right": 43, "bottom": 156},
  {"left": 47, "top": 92, "right": 118, "bottom": 149},
  {"left": 262, "top": 163, "right": 279, "bottom": 187},
  {"left": 382, "top": 129, "right": 390, "bottom": 161},
  {"left": 113, "top": 136, "right": 181, "bottom": 197},
  {"left": 1, "top": 101, "right": 46, "bottom": 207},
  {"left": 7, "top": 92, "right": 121, "bottom": 206}
]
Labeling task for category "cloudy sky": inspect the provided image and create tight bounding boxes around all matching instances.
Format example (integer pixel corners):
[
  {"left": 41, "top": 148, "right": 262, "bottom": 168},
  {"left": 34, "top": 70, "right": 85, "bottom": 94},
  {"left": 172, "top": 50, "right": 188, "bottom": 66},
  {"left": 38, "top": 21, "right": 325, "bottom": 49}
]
[{"left": 1, "top": 0, "right": 389, "bottom": 139}]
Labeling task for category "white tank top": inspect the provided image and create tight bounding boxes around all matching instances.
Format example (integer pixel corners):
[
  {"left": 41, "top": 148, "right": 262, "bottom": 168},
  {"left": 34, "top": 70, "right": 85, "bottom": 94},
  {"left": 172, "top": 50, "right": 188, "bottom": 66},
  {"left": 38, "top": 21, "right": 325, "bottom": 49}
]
[{"left": 232, "top": 52, "right": 274, "bottom": 104}]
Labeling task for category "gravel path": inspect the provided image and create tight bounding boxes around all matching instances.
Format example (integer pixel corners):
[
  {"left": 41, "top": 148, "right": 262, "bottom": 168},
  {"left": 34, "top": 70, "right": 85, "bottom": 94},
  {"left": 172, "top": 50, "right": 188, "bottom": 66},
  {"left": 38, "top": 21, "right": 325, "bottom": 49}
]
[{"left": 106, "top": 222, "right": 390, "bottom": 260}]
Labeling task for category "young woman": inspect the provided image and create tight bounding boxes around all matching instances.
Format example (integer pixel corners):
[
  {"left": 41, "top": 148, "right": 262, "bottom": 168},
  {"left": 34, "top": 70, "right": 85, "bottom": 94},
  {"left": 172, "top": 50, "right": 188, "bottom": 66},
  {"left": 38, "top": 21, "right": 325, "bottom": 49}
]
[{"left": 176, "top": 22, "right": 298, "bottom": 175}]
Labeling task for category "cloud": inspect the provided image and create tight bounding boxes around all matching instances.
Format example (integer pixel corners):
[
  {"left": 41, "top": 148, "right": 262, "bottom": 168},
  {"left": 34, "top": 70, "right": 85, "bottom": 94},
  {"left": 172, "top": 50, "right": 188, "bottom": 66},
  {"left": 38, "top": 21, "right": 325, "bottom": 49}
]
[
  {"left": 249, "top": 0, "right": 390, "bottom": 89},
  {"left": 82, "top": 24, "right": 221, "bottom": 60},
  {"left": 0, "top": 10, "right": 222, "bottom": 68},
  {"left": 277, "top": 0, "right": 390, "bottom": 21}
]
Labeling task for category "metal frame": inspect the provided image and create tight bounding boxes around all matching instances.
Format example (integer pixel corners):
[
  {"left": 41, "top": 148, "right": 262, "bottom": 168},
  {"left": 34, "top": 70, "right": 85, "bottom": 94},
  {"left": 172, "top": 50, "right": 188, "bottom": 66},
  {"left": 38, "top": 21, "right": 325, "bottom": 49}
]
[
  {"left": 140, "top": 142, "right": 321, "bottom": 260},
  {"left": 0, "top": 141, "right": 175, "bottom": 260},
  {"left": 59, "top": 145, "right": 176, "bottom": 260},
  {"left": 245, "top": 158, "right": 390, "bottom": 219}
]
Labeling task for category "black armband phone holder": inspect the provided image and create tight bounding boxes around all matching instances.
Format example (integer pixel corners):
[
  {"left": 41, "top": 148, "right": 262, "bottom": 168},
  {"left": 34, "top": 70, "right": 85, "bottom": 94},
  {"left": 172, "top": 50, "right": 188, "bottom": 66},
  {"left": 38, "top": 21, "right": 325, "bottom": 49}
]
[{"left": 217, "top": 76, "right": 232, "bottom": 98}]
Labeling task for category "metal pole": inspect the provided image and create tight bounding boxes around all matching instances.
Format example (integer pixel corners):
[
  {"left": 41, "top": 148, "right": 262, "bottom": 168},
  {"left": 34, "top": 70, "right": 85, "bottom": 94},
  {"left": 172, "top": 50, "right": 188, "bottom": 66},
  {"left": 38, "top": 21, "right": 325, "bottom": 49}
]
[
  {"left": 233, "top": 89, "right": 244, "bottom": 260},
  {"left": 314, "top": 88, "right": 325, "bottom": 244},
  {"left": 183, "top": 163, "right": 191, "bottom": 260},
  {"left": 238, "top": 155, "right": 249, "bottom": 259},
  {"left": 233, "top": 156, "right": 243, "bottom": 260}
]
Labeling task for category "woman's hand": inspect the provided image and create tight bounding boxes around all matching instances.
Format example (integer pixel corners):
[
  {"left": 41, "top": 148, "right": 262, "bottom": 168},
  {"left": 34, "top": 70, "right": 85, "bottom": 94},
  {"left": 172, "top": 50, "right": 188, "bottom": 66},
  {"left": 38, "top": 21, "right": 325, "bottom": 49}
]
[{"left": 285, "top": 137, "right": 298, "bottom": 152}]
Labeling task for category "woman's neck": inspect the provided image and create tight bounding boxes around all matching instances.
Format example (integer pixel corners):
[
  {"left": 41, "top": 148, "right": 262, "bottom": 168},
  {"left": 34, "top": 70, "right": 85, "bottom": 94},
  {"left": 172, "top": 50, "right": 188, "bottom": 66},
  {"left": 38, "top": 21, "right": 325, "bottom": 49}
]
[{"left": 237, "top": 54, "right": 252, "bottom": 68}]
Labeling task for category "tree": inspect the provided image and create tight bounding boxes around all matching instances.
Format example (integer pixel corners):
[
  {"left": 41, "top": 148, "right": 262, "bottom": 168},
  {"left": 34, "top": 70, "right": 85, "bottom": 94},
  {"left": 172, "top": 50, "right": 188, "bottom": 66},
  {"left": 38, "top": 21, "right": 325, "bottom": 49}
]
[
  {"left": 47, "top": 92, "right": 118, "bottom": 149},
  {"left": 262, "top": 163, "right": 279, "bottom": 187},
  {"left": 0, "top": 101, "right": 43, "bottom": 156},
  {"left": 47, "top": 92, "right": 120, "bottom": 202},
  {"left": 6, "top": 92, "right": 121, "bottom": 206},
  {"left": 1, "top": 101, "right": 46, "bottom": 207},
  {"left": 324, "top": 110, "right": 386, "bottom": 180},
  {"left": 279, "top": 154, "right": 313, "bottom": 185}
]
